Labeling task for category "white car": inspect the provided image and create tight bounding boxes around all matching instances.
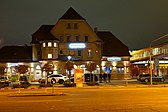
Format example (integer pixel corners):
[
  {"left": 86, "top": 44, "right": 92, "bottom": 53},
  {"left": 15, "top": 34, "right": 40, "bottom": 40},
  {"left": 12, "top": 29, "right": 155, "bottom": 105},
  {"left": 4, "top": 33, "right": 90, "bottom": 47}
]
[{"left": 48, "top": 74, "right": 68, "bottom": 84}]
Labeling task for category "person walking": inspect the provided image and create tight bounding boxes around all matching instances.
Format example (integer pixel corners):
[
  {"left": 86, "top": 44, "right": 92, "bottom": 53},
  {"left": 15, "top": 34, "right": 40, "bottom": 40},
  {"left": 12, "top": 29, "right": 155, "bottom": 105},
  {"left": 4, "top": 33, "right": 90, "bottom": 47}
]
[
  {"left": 107, "top": 74, "right": 111, "bottom": 83},
  {"left": 103, "top": 73, "right": 107, "bottom": 83}
]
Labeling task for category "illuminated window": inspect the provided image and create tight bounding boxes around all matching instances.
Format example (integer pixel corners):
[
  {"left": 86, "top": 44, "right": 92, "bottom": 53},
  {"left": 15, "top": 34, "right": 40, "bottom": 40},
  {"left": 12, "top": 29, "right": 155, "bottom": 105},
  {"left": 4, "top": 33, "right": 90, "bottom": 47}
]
[
  {"left": 74, "top": 23, "right": 78, "bottom": 29},
  {"left": 43, "top": 43, "right": 46, "bottom": 47},
  {"left": 88, "top": 49, "right": 92, "bottom": 57},
  {"left": 54, "top": 43, "right": 57, "bottom": 47},
  {"left": 48, "top": 54, "right": 52, "bottom": 59},
  {"left": 116, "top": 67, "right": 124, "bottom": 74},
  {"left": 77, "top": 50, "right": 82, "bottom": 56},
  {"left": 48, "top": 42, "right": 52, "bottom": 47}
]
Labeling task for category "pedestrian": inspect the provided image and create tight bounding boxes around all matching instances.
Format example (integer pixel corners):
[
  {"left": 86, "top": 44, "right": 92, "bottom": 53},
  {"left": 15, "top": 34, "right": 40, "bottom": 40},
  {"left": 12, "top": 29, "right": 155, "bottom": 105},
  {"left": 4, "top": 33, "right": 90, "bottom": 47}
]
[
  {"left": 107, "top": 74, "right": 111, "bottom": 83},
  {"left": 103, "top": 73, "right": 107, "bottom": 82},
  {"left": 99, "top": 74, "right": 102, "bottom": 83}
]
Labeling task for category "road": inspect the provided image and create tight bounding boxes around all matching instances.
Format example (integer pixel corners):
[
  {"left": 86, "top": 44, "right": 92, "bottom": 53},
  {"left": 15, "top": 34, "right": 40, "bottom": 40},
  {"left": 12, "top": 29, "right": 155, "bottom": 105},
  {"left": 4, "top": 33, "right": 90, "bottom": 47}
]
[{"left": 1, "top": 87, "right": 168, "bottom": 112}]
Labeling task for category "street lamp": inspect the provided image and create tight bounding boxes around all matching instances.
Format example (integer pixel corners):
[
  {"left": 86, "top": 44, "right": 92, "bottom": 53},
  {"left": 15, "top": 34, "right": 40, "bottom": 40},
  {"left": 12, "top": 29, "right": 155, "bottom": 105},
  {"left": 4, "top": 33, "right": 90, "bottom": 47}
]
[{"left": 149, "top": 34, "right": 168, "bottom": 85}]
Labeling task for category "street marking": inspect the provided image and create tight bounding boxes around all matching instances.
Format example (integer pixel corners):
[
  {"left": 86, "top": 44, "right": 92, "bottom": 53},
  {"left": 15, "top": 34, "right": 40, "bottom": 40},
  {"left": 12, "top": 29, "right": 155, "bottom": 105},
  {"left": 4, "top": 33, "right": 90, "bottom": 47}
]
[{"left": 0, "top": 99, "right": 62, "bottom": 103}]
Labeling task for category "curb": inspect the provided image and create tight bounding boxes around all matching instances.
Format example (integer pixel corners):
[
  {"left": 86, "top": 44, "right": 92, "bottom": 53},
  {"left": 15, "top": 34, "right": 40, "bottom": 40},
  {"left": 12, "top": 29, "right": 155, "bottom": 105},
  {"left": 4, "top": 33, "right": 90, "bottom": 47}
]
[
  {"left": 0, "top": 87, "right": 39, "bottom": 90},
  {"left": 8, "top": 92, "right": 66, "bottom": 97}
]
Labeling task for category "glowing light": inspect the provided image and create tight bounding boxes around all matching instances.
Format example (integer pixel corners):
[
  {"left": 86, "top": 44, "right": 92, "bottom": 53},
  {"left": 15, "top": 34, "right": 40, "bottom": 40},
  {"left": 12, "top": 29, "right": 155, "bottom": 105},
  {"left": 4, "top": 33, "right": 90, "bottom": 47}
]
[
  {"left": 67, "top": 56, "right": 72, "bottom": 60},
  {"left": 69, "top": 43, "right": 86, "bottom": 49},
  {"left": 112, "top": 62, "right": 117, "bottom": 67},
  {"left": 107, "top": 57, "right": 121, "bottom": 61}
]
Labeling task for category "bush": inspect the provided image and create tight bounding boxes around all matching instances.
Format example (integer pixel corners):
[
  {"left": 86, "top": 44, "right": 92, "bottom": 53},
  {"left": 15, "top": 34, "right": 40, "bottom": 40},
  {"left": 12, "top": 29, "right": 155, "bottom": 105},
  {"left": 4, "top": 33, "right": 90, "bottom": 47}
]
[
  {"left": 12, "top": 82, "right": 31, "bottom": 88},
  {"left": 87, "top": 82, "right": 99, "bottom": 86},
  {"left": 39, "top": 83, "right": 53, "bottom": 87},
  {"left": 0, "top": 83, "right": 5, "bottom": 88},
  {"left": 63, "top": 83, "right": 76, "bottom": 87},
  {"left": 11, "top": 77, "right": 17, "bottom": 82}
]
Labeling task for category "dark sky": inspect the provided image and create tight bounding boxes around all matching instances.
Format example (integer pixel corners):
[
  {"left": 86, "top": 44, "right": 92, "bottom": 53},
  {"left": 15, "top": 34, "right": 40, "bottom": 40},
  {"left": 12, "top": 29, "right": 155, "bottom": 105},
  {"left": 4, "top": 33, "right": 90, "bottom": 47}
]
[{"left": 0, "top": 0, "right": 168, "bottom": 50}]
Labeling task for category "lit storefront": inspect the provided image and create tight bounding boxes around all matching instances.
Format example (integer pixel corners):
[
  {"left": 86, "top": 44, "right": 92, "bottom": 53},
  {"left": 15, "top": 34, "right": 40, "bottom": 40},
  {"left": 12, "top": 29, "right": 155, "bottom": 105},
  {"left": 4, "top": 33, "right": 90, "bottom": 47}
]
[{"left": 130, "top": 43, "right": 168, "bottom": 77}]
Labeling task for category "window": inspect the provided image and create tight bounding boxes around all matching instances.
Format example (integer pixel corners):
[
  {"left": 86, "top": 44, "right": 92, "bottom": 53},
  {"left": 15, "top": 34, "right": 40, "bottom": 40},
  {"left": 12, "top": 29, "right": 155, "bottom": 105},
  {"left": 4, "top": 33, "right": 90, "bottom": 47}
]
[
  {"left": 67, "top": 23, "right": 71, "bottom": 29},
  {"left": 85, "top": 36, "right": 88, "bottom": 42},
  {"left": 77, "top": 50, "right": 82, "bottom": 56},
  {"left": 74, "top": 23, "right": 78, "bottom": 29},
  {"left": 116, "top": 67, "right": 124, "bottom": 74},
  {"left": 76, "top": 36, "right": 79, "bottom": 41},
  {"left": 54, "top": 43, "right": 57, "bottom": 47},
  {"left": 48, "top": 54, "right": 52, "bottom": 59},
  {"left": 69, "top": 50, "right": 75, "bottom": 55},
  {"left": 59, "top": 50, "right": 63, "bottom": 55},
  {"left": 48, "top": 42, "right": 52, "bottom": 47},
  {"left": 60, "top": 36, "right": 63, "bottom": 41},
  {"left": 67, "top": 36, "right": 70, "bottom": 42},
  {"left": 37, "top": 51, "right": 40, "bottom": 55},
  {"left": 88, "top": 49, "right": 92, "bottom": 57},
  {"left": 43, "top": 43, "right": 46, "bottom": 47}
]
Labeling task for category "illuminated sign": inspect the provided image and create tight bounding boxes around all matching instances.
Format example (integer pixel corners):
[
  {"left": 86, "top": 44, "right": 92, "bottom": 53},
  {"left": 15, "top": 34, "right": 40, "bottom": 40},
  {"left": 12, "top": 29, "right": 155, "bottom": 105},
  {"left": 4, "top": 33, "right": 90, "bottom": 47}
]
[
  {"left": 107, "top": 57, "right": 121, "bottom": 61},
  {"left": 69, "top": 43, "right": 86, "bottom": 49}
]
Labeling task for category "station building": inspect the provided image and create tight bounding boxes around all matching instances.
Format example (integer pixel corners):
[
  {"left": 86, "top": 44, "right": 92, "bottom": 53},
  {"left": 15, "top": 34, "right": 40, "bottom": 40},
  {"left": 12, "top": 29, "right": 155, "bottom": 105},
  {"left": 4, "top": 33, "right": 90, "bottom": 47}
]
[{"left": 0, "top": 7, "right": 130, "bottom": 81}]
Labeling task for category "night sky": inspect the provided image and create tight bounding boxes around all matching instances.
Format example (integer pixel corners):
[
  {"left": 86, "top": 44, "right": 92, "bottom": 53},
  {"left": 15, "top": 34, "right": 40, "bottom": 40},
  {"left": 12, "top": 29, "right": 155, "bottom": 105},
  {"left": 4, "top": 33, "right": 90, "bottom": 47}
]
[{"left": 0, "top": 0, "right": 168, "bottom": 50}]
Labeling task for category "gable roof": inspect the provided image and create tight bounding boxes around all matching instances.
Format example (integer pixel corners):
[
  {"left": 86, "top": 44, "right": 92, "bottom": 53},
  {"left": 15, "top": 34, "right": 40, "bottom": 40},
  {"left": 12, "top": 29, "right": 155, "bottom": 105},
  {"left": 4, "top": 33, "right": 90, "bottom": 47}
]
[
  {"left": 0, "top": 46, "right": 32, "bottom": 62},
  {"left": 96, "top": 31, "right": 131, "bottom": 57},
  {"left": 59, "top": 7, "right": 85, "bottom": 20},
  {"left": 31, "top": 25, "right": 59, "bottom": 44}
]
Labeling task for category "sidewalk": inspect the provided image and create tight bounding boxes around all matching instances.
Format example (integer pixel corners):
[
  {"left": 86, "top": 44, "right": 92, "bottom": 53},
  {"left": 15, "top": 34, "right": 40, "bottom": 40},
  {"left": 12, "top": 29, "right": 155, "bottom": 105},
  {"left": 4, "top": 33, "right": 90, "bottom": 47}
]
[
  {"left": 97, "top": 79, "right": 168, "bottom": 88},
  {"left": 1, "top": 79, "right": 168, "bottom": 97},
  {"left": 1, "top": 79, "right": 168, "bottom": 90}
]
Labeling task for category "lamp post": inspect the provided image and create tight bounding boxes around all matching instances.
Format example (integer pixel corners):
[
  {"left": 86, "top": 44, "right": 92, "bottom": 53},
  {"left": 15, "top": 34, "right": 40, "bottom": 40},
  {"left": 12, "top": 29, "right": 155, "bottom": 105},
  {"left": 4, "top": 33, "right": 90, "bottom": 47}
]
[{"left": 149, "top": 34, "right": 168, "bottom": 85}]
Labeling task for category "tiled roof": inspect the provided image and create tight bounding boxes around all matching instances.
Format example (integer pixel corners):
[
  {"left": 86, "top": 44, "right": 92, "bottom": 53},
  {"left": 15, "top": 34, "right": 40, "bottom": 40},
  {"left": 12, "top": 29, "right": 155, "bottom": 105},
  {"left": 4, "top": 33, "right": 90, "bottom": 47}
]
[
  {"left": 31, "top": 25, "right": 59, "bottom": 44},
  {"left": 59, "top": 7, "right": 85, "bottom": 20},
  {"left": 0, "top": 46, "right": 32, "bottom": 62},
  {"left": 96, "top": 31, "right": 131, "bottom": 57}
]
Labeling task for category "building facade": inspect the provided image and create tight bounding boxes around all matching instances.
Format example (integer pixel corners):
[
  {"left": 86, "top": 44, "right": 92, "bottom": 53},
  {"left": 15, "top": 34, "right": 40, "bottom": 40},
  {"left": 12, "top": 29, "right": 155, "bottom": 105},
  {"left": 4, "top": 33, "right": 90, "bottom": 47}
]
[
  {"left": 130, "top": 42, "right": 168, "bottom": 77},
  {"left": 0, "top": 7, "right": 130, "bottom": 81}
]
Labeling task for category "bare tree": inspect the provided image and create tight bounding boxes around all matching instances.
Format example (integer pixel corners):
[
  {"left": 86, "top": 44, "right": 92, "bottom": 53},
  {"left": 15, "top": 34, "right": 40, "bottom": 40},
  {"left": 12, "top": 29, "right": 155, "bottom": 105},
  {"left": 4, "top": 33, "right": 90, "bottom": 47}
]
[
  {"left": 64, "top": 60, "right": 74, "bottom": 83},
  {"left": 15, "top": 65, "right": 29, "bottom": 80},
  {"left": 42, "top": 62, "right": 54, "bottom": 84},
  {"left": 85, "top": 62, "right": 97, "bottom": 83},
  {"left": 0, "top": 66, "right": 6, "bottom": 77}
]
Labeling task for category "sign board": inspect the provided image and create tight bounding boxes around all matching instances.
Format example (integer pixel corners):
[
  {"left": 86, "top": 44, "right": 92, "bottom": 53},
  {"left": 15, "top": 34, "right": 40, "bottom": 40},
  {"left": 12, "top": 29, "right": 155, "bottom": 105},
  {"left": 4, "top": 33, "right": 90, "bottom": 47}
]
[
  {"left": 107, "top": 57, "right": 121, "bottom": 61},
  {"left": 74, "top": 69, "right": 84, "bottom": 87},
  {"left": 69, "top": 43, "right": 86, "bottom": 49}
]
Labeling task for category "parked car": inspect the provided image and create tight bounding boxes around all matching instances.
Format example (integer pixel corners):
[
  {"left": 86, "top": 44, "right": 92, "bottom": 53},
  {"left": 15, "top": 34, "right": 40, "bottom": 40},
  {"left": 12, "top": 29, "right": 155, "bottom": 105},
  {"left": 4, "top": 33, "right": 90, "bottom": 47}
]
[
  {"left": 84, "top": 74, "right": 98, "bottom": 83},
  {"left": 38, "top": 74, "right": 68, "bottom": 84},
  {"left": 0, "top": 76, "right": 10, "bottom": 87},
  {"left": 137, "top": 74, "right": 165, "bottom": 83}
]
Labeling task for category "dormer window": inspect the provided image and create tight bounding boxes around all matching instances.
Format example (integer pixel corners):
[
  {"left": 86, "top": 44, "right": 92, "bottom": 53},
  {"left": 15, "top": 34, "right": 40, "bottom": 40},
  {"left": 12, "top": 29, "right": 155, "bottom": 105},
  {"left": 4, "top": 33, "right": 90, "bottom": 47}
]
[
  {"left": 48, "top": 42, "right": 52, "bottom": 47},
  {"left": 43, "top": 43, "right": 46, "bottom": 47}
]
